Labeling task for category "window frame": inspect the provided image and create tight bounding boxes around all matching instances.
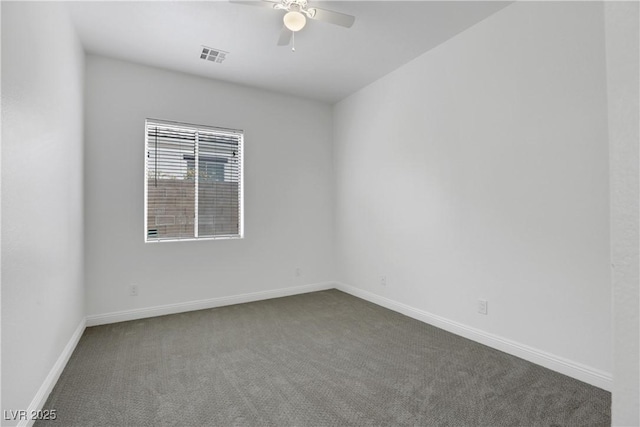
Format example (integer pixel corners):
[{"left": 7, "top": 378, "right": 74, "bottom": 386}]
[{"left": 144, "top": 118, "right": 244, "bottom": 243}]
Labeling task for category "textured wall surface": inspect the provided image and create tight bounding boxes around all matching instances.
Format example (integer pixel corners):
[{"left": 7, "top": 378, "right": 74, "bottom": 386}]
[
  {"left": 605, "top": 2, "right": 640, "bottom": 425},
  {"left": 334, "top": 1, "right": 611, "bottom": 380},
  {"left": 1, "top": 2, "right": 85, "bottom": 424}
]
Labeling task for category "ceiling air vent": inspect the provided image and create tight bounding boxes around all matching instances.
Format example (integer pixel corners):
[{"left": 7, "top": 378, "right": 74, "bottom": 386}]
[{"left": 200, "top": 46, "right": 228, "bottom": 64}]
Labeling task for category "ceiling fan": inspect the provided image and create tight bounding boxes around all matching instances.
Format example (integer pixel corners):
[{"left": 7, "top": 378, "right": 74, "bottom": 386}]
[{"left": 231, "top": 0, "right": 355, "bottom": 51}]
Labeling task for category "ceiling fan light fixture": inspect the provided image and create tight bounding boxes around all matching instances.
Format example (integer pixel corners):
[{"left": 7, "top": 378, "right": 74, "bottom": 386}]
[{"left": 283, "top": 10, "right": 306, "bottom": 32}]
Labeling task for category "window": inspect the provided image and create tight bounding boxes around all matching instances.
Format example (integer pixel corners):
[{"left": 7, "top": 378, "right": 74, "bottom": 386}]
[{"left": 145, "top": 119, "right": 243, "bottom": 242}]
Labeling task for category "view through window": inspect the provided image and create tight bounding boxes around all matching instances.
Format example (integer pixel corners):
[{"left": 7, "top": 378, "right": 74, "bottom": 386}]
[{"left": 145, "top": 119, "right": 243, "bottom": 242}]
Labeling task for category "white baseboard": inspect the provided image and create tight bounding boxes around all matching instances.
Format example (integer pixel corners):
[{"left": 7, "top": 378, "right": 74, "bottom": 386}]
[
  {"left": 19, "top": 317, "right": 86, "bottom": 427},
  {"left": 334, "top": 281, "right": 613, "bottom": 391},
  {"left": 86, "top": 282, "right": 334, "bottom": 327}
]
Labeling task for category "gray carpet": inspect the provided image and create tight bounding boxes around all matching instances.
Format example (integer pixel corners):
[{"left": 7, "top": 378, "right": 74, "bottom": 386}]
[{"left": 37, "top": 290, "right": 610, "bottom": 426}]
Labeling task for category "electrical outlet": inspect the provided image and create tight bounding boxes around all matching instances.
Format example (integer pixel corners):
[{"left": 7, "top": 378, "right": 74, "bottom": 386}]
[
  {"left": 380, "top": 276, "right": 387, "bottom": 287},
  {"left": 129, "top": 284, "right": 139, "bottom": 297},
  {"left": 478, "top": 299, "right": 488, "bottom": 315}
]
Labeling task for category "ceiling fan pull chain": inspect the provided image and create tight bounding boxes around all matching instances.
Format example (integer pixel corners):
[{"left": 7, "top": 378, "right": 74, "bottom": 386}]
[{"left": 292, "top": 31, "right": 296, "bottom": 52}]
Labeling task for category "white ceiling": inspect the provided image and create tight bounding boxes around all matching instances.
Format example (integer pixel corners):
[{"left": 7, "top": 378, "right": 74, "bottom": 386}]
[{"left": 68, "top": 1, "right": 510, "bottom": 104}]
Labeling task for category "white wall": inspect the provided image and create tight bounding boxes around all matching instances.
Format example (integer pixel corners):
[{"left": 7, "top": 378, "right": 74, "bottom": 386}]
[
  {"left": 84, "top": 56, "right": 334, "bottom": 317},
  {"left": 334, "top": 1, "right": 612, "bottom": 385},
  {"left": 1, "top": 2, "right": 85, "bottom": 424},
  {"left": 605, "top": 2, "right": 640, "bottom": 424}
]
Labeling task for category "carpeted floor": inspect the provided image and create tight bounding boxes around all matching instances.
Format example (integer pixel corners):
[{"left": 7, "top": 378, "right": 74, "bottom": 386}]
[{"left": 37, "top": 289, "right": 610, "bottom": 426}]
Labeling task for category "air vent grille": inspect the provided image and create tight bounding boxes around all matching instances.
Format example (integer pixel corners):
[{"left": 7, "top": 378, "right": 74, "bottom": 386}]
[{"left": 200, "top": 46, "right": 228, "bottom": 64}]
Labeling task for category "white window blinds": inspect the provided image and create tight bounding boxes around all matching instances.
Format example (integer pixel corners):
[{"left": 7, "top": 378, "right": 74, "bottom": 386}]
[{"left": 145, "top": 119, "right": 243, "bottom": 242}]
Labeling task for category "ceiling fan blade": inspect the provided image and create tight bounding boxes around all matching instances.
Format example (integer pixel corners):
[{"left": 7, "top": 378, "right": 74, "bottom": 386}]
[
  {"left": 229, "top": 0, "right": 280, "bottom": 10},
  {"left": 277, "top": 26, "right": 292, "bottom": 46},
  {"left": 307, "top": 7, "right": 355, "bottom": 28}
]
